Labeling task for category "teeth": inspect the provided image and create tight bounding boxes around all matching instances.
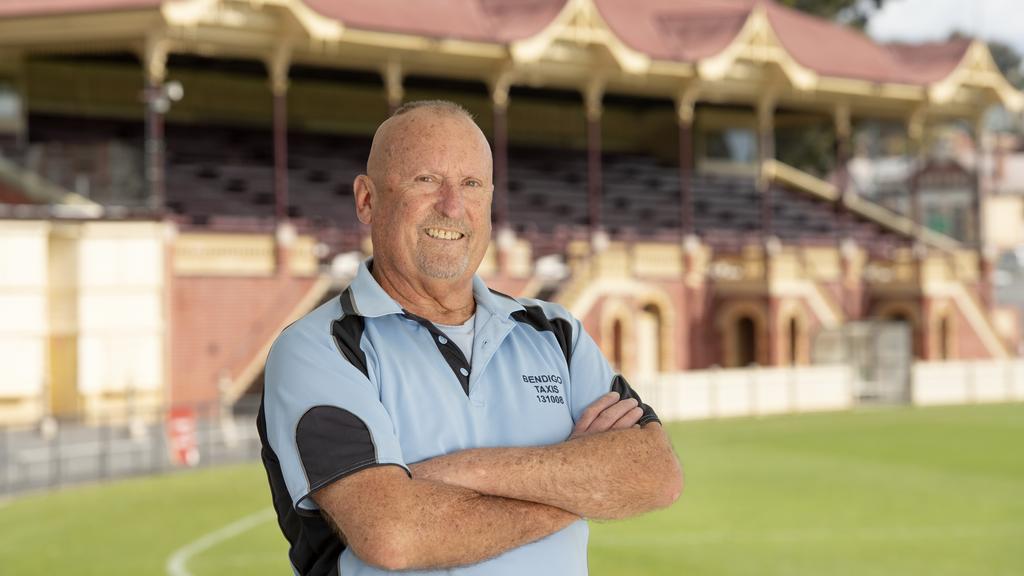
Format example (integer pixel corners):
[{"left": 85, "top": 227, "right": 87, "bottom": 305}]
[{"left": 426, "top": 228, "right": 464, "bottom": 240}]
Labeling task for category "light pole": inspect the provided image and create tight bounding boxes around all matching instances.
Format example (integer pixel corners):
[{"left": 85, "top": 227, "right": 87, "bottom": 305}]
[{"left": 143, "top": 80, "right": 183, "bottom": 212}]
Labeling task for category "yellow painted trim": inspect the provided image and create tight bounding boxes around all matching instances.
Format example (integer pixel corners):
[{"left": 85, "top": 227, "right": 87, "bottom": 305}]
[
  {"left": 1, "top": 0, "right": 1013, "bottom": 119},
  {"left": 510, "top": 0, "right": 650, "bottom": 74},
  {"left": 160, "top": 0, "right": 219, "bottom": 27},
  {"left": 164, "top": 0, "right": 345, "bottom": 42},
  {"left": 509, "top": 0, "right": 579, "bottom": 63},
  {"left": 928, "top": 40, "right": 1024, "bottom": 112},
  {"left": 0, "top": 156, "right": 100, "bottom": 209},
  {"left": 282, "top": 0, "right": 345, "bottom": 42},
  {"left": 697, "top": 6, "right": 818, "bottom": 91},
  {"left": 763, "top": 159, "right": 961, "bottom": 252},
  {"left": 762, "top": 159, "right": 838, "bottom": 202}
]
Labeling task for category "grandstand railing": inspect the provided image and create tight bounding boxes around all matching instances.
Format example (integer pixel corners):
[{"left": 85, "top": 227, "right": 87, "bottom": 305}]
[{"left": 0, "top": 400, "right": 261, "bottom": 497}]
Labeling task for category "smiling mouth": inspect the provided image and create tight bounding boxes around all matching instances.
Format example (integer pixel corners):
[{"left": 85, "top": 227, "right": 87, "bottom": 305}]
[{"left": 424, "top": 228, "right": 465, "bottom": 240}]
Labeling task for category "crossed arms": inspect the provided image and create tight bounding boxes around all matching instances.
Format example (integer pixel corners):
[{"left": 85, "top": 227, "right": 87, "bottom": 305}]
[{"left": 312, "top": 392, "right": 684, "bottom": 571}]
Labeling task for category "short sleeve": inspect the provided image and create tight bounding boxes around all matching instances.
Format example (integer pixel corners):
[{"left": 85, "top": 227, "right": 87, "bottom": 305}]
[
  {"left": 567, "top": 318, "right": 660, "bottom": 427},
  {"left": 263, "top": 322, "right": 408, "bottom": 511}
]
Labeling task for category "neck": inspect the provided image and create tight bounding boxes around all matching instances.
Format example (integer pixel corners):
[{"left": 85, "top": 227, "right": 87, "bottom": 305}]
[{"left": 372, "top": 261, "right": 476, "bottom": 324}]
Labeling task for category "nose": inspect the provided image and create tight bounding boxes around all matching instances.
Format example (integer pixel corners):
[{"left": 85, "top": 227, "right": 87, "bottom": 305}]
[{"left": 435, "top": 179, "right": 465, "bottom": 219}]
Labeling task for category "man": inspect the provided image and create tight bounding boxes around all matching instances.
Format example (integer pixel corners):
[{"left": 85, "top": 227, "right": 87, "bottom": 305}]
[{"left": 258, "top": 100, "right": 683, "bottom": 576}]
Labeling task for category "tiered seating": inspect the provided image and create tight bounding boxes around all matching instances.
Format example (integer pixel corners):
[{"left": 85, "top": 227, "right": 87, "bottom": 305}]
[
  {"left": 19, "top": 115, "right": 914, "bottom": 257},
  {"left": 164, "top": 124, "right": 366, "bottom": 231},
  {"left": 23, "top": 115, "right": 145, "bottom": 206},
  {"left": 506, "top": 147, "right": 590, "bottom": 235},
  {"left": 507, "top": 144, "right": 911, "bottom": 250}
]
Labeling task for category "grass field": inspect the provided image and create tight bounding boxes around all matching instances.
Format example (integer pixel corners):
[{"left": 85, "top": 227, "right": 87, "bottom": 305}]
[{"left": 2, "top": 403, "right": 1022, "bottom": 575}]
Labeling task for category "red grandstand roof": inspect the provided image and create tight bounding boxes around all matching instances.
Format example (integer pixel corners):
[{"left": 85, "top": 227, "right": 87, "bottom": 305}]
[
  {"left": 0, "top": 0, "right": 159, "bottom": 17},
  {"left": 0, "top": 0, "right": 978, "bottom": 87},
  {"left": 885, "top": 38, "right": 973, "bottom": 84},
  {"left": 303, "top": 0, "right": 568, "bottom": 43},
  {"left": 592, "top": 0, "right": 970, "bottom": 86},
  {"left": 764, "top": 3, "right": 969, "bottom": 84},
  {"left": 595, "top": 0, "right": 752, "bottom": 62}
]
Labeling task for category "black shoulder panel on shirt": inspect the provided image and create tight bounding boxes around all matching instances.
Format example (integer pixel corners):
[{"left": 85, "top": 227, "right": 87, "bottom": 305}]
[
  {"left": 510, "top": 304, "right": 573, "bottom": 367},
  {"left": 611, "top": 374, "right": 661, "bottom": 426},
  {"left": 258, "top": 397, "right": 342, "bottom": 576},
  {"left": 296, "top": 405, "right": 378, "bottom": 495},
  {"left": 331, "top": 288, "right": 368, "bottom": 378}
]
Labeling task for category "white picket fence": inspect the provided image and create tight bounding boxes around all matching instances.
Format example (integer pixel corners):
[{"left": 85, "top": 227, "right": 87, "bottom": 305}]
[
  {"left": 912, "top": 359, "right": 1024, "bottom": 405},
  {"left": 632, "top": 360, "right": 1024, "bottom": 421},
  {"left": 632, "top": 365, "right": 855, "bottom": 421}
]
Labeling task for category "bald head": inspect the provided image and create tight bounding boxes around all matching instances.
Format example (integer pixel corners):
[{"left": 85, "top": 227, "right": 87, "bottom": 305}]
[
  {"left": 366, "top": 100, "right": 486, "bottom": 186},
  {"left": 353, "top": 99, "right": 494, "bottom": 290}
]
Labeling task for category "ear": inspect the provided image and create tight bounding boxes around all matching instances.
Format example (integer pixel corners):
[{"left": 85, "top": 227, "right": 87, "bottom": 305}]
[{"left": 354, "top": 174, "right": 375, "bottom": 225}]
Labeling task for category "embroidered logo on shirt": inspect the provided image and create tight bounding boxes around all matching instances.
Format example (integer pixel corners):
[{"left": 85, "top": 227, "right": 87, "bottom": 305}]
[{"left": 523, "top": 374, "right": 565, "bottom": 405}]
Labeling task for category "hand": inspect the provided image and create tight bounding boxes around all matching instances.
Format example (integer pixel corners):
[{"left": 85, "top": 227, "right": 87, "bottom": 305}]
[{"left": 569, "top": 392, "right": 643, "bottom": 440}]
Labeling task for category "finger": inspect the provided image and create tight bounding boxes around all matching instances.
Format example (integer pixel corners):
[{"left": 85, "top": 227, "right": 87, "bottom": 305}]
[
  {"left": 589, "top": 398, "right": 639, "bottom": 432},
  {"left": 574, "top": 392, "right": 620, "bottom": 433},
  {"left": 611, "top": 405, "right": 645, "bottom": 430}
]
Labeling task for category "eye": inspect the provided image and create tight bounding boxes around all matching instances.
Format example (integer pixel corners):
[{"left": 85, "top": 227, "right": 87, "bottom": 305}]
[
  {"left": 464, "top": 179, "right": 483, "bottom": 188},
  {"left": 416, "top": 174, "right": 436, "bottom": 183}
]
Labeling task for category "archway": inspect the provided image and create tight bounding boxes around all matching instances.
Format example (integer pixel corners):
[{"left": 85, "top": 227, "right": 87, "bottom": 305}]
[
  {"left": 736, "top": 315, "right": 757, "bottom": 367},
  {"left": 611, "top": 318, "right": 624, "bottom": 371},
  {"left": 636, "top": 303, "right": 663, "bottom": 374},
  {"left": 787, "top": 315, "right": 800, "bottom": 366}
]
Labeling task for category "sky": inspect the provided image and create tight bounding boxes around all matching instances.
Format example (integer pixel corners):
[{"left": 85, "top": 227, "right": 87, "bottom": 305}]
[{"left": 867, "top": 0, "right": 1024, "bottom": 57}]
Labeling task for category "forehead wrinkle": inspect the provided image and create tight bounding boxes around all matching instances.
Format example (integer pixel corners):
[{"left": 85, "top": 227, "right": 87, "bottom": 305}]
[{"left": 367, "top": 109, "right": 493, "bottom": 186}]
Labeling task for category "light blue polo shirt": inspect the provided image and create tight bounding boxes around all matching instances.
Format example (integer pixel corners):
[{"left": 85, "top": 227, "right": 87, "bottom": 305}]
[{"left": 259, "top": 259, "right": 659, "bottom": 576}]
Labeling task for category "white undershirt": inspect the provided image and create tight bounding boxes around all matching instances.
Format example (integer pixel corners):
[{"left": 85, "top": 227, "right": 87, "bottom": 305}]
[{"left": 435, "top": 314, "right": 476, "bottom": 365}]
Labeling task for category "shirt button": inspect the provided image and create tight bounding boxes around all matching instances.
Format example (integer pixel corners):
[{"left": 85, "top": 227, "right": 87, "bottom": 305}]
[
  {"left": 459, "top": 367, "right": 469, "bottom": 377},
  {"left": 438, "top": 336, "right": 448, "bottom": 344}
]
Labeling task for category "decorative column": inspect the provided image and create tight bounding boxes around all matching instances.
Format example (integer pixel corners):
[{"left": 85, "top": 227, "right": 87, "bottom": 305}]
[
  {"left": 972, "top": 113, "right": 992, "bottom": 308},
  {"left": 490, "top": 73, "right": 513, "bottom": 275},
  {"left": 834, "top": 103, "right": 853, "bottom": 319},
  {"left": 490, "top": 75, "right": 511, "bottom": 232},
  {"left": 676, "top": 85, "right": 699, "bottom": 371},
  {"left": 268, "top": 43, "right": 291, "bottom": 226},
  {"left": 907, "top": 108, "right": 927, "bottom": 245},
  {"left": 676, "top": 85, "right": 699, "bottom": 237},
  {"left": 834, "top": 103, "right": 852, "bottom": 230},
  {"left": 757, "top": 92, "right": 777, "bottom": 242},
  {"left": 584, "top": 79, "right": 604, "bottom": 237},
  {"left": 383, "top": 59, "right": 403, "bottom": 115},
  {"left": 143, "top": 35, "right": 170, "bottom": 213}
]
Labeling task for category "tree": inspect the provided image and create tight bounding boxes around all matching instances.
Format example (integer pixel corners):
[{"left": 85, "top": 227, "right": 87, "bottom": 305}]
[
  {"left": 778, "top": 0, "right": 887, "bottom": 29},
  {"left": 986, "top": 40, "right": 1024, "bottom": 89}
]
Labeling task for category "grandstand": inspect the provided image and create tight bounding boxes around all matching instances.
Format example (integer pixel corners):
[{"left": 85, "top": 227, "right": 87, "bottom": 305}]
[{"left": 0, "top": 0, "right": 1022, "bottom": 431}]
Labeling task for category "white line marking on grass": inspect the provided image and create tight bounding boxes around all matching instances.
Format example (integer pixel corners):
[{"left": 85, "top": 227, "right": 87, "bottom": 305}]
[{"left": 166, "top": 508, "right": 275, "bottom": 576}]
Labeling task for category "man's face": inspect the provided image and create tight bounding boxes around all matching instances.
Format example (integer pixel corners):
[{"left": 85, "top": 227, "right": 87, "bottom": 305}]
[{"left": 361, "top": 110, "right": 493, "bottom": 283}]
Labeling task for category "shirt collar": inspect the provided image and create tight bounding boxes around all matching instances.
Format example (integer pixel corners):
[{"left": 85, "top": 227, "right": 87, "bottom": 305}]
[{"left": 347, "top": 258, "right": 524, "bottom": 320}]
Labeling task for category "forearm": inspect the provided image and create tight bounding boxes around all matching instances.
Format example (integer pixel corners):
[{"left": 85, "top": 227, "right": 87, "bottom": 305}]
[
  {"left": 316, "top": 472, "right": 577, "bottom": 571},
  {"left": 411, "top": 425, "right": 682, "bottom": 520}
]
